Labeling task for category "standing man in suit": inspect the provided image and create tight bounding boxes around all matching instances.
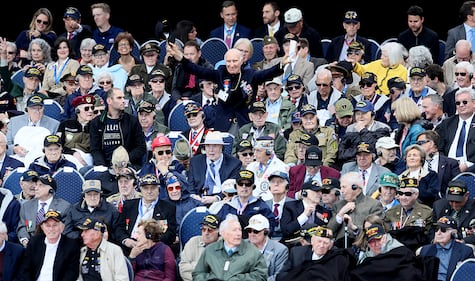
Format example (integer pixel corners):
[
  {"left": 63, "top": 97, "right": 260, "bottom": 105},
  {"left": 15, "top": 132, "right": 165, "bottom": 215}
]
[
  {"left": 6, "top": 94, "right": 60, "bottom": 156},
  {"left": 432, "top": 180, "right": 475, "bottom": 245},
  {"left": 246, "top": 214, "right": 288, "bottom": 281},
  {"left": 416, "top": 130, "right": 460, "bottom": 196},
  {"left": 17, "top": 174, "right": 71, "bottom": 247},
  {"left": 266, "top": 170, "right": 294, "bottom": 241},
  {"left": 436, "top": 87, "right": 475, "bottom": 173},
  {"left": 419, "top": 216, "right": 474, "bottom": 281},
  {"left": 0, "top": 221, "right": 23, "bottom": 281},
  {"left": 188, "top": 131, "right": 242, "bottom": 204},
  {"left": 327, "top": 171, "right": 383, "bottom": 248},
  {"left": 16, "top": 209, "right": 80, "bottom": 281},
  {"left": 253, "top": 1, "right": 284, "bottom": 39},
  {"left": 209, "top": 0, "right": 252, "bottom": 48},
  {"left": 445, "top": 1, "right": 475, "bottom": 60},
  {"left": 326, "top": 10, "right": 372, "bottom": 64},
  {"left": 60, "top": 7, "right": 92, "bottom": 60},
  {"left": 115, "top": 173, "right": 176, "bottom": 255},
  {"left": 288, "top": 145, "right": 340, "bottom": 200},
  {"left": 341, "top": 141, "right": 391, "bottom": 197}
]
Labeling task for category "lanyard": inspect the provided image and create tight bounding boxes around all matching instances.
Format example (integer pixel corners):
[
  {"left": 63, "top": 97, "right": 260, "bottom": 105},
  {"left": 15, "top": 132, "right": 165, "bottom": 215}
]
[{"left": 54, "top": 58, "right": 70, "bottom": 84}]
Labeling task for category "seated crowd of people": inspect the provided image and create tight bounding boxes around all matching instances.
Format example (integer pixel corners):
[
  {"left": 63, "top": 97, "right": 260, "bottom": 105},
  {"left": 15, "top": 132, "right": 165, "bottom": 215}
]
[{"left": 4, "top": 1, "right": 475, "bottom": 281}]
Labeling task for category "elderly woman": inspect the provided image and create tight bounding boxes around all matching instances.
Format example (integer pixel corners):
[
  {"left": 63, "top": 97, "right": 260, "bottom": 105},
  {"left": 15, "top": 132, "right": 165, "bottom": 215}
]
[
  {"left": 399, "top": 144, "right": 440, "bottom": 206},
  {"left": 129, "top": 219, "right": 176, "bottom": 281}
]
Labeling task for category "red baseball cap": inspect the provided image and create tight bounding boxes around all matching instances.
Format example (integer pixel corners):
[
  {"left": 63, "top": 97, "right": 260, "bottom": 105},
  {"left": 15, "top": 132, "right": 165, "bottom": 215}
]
[{"left": 151, "top": 135, "right": 172, "bottom": 150}]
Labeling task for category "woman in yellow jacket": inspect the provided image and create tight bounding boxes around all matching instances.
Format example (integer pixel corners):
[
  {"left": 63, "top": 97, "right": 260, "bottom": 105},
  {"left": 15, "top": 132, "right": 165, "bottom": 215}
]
[{"left": 353, "top": 42, "right": 408, "bottom": 96}]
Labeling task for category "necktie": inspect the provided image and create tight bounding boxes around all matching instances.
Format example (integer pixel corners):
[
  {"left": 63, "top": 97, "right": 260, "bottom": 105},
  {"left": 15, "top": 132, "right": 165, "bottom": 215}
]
[
  {"left": 426, "top": 159, "right": 432, "bottom": 171},
  {"left": 308, "top": 211, "right": 315, "bottom": 224},
  {"left": 37, "top": 202, "right": 46, "bottom": 224},
  {"left": 192, "top": 131, "right": 198, "bottom": 140},
  {"left": 225, "top": 29, "right": 232, "bottom": 48},
  {"left": 228, "top": 248, "right": 234, "bottom": 256},
  {"left": 68, "top": 32, "right": 73, "bottom": 40},
  {"left": 205, "top": 162, "right": 216, "bottom": 194},
  {"left": 471, "top": 29, "right": 475, "bottom": 53},
  {"left": 273, "top": 203, "right": 280, "bottom": 223},
  {"left": 361, "top": 170, "right": 367, "bottom": 187},
  {"left": 456, "top": 120, "right": 467, "bottom": 157},
  {"left": 269, "top": 27, "right": 274, "bottom": 37}
]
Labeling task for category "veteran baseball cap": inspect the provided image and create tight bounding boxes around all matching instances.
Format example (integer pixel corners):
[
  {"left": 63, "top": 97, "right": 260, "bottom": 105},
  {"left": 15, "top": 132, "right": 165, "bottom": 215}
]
[{"left": 446, "top": 180, "right": 467, "bottom": 202}]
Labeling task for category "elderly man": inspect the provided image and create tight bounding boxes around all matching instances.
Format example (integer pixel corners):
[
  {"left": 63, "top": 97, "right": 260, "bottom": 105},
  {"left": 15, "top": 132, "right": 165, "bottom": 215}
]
[
  {"left": 420, "top": 216, "right": 474, "bottom": 281},
  {"left": 285, "top": 104, "right": 338, "bottom": 167},
  {"left": 327, "top": 171, "right": 383, "bottom": 248},
  {"left": 28, "top": 134, "right": 77, "bottom": 176},
  {"left": 0, "top": 221, "right": 23, "bottom": 281},
  {"left": 288, "top": 145, "right": 340, "bottom": 200},
  {"left": 182, "top": 101, "right": 210, "bottom": 155},
  {"left": 16, "top": 169, "right": 39, "bottom": 204},
  {"left": 247, "top": 136, "right": 289, "bottom": 201},
  {"left": 17, "top": 210, "right": 80, "bottom": 281},
  {"left": 137, "top": 100, "right": 169, "bottom": 162},
  {"left": 106, "top": 167, "right": 141, "bottom": 212},
  {"left": 179, "top": 214, "right": 221, "bottom": 281},
  {"left": 192, "top": 214, "right": 268, "bottom": 281},
  {"left": 188, "top": 131, "right": 241, "bottom": 204},
  {"left": 7, "top": 94, "right": 60, "bottom": 157},
  {"left": 374, "top": 172, "right": 400, "bottom": 213},
  {"left": 432, "top": 179, "right": 475, "bottom": 245},
  {"left": 234, "top": 101, "right": 287, "bottom": 160},
  {"left": 374, "top": 136, "right": 403, "bottom": 174},
  {"left": 17, "top": 174, "right": 71, "bottom": 247},
  {"left": 281, "top": 180, "right": 332, "bottom": 244},
  {"left": 266, "top": 170, "right": 295, "bottom": 241},
  {"left": 264, "top": 77, "right": 296, "bottom": 132},
  {"left": 245, "top": 214, "right": 288, "bottom": 281},
  {"left": 78, "top": 217, "right": 129, "bottom": 281},
  {"left": 63, "top": 179, "right": 119, "bottom": 240},
  {"left": 115, "top": 173, "right": 177, "bottom": 255},
  {"left": 276, "top": 225, "right": 356, "bottom": 281},
  {"left": 383, "top": 177, "right": 432, "bottom": 252}
]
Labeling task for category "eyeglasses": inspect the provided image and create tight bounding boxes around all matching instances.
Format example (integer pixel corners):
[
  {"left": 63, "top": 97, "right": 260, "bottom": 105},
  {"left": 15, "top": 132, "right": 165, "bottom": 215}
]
[
  {"left": 201, "top": 227, "right": 216, "bottom": 233},
  {"left": 435, "top": 226, "right": 448, "bottom": 233},
  {"left": 415, "top": 139, "right": 430, "bottom": 145},
  {"left": 83, "top": 106, "right": 95, "bottom": 112},
  {"left": 156, "top": 150, "right": 172, "bottom": 156},
  {"left": 359, "top": 82, "right": 373, "bottom": 88},
  {"left": 286, "top": 85, "right": 302, "bottom": 91},
  {"left": 36, "top": 19, "right": 49, "bottom": 25},
  {"left": 7, "top": 51, "right": 15, "bottom": 55},
  {"left": 240, "top": 152, "right": 254, "bottom": 157},
  {"left": 347, "top": 50, "right": 361, "bottom": 55},
  {"left": 237, "top": 182, "right": 253, "bottom": 187},
  {"left": 455, "top": 100, "right": 471, "bottom": 106},
  {"left": 455, "top": 72, "right": 468, "bottom": 77},
  {"left": 396, "top": 191, "right": 414, "bottom": 196},
  {"left": 316, "top": 83, "right": 330, "bottom": 87},
  {"left": 246, "top": 229, "right": 263, "bottom": 234},
  {"left": 186, "top": 113, "right": 199, "bottom": 118},
  {"left": 99, "top": 80, "right": 112, "bottom": 85},
  {"left": 150, "top": 78, "right": 165, "bottom": 83},
  {"left": 167, "top": 185, "right": 181, "bottom": 192}
]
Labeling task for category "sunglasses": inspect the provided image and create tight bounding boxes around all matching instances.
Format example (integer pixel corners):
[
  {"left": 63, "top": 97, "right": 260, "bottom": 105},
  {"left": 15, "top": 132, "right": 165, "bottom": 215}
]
[
  {"left": 415, "top": 139, "right": 430, "bottom": 145},
  {"left": 93, "top": 109, "right": 103, "bottom": 115},
  {"left": 36, "top": 19, "right": 49, "bottom": 25},
  {"left": 240, "top": 152, "right": 254, "bottom": 157},
  {"left": 186, "top": 112, "right": 199, "bottom": 118},
  {"left": 201, "top": 227, "right": 216, "bottom": 233},
  {"left": 7, "top": 51, "right": 15, "bottom": 55},
  {"left": 396, "top": 191, "right": 414, "bottom": 196},
  {"left": 150, "top": 78, "right": 165, "bottom": 83},
  {"left": 286, "top": 85, "right": 302, "bottom": 91},
  {"left": 359, "top": 82, "right": 373, "bottom": 88},
  {"left": 156, "top": 150, "right": 172, "bottom": 156},
  {"left": 435, "top": 226, "right": 448, "bottom": 233},
  {"left": 316, "top": 83, "right": 330, "bottom": 87},
  {"left": 455, "top": 100, "right": 470, "bottom": 106},
  {"left": 99, "top": 80, "right": 112, "bottom": 85},
  {"left": 237, "top": 182, "right": 253, "bottom": 187},
  {"left": 167, "top": 185, "right": 181, "bottom": 192},
  {"left": 455, "top": 72, "right": 467, "bottom": 76},
  {"left": 347, "top": 50, "right": 361, "bottom": 55},
  {"left": 246, "top": 229, "right": 263, "bottom": 234},
  {"left": 83, "top": 106, "right": 95, "bottom": 112}
]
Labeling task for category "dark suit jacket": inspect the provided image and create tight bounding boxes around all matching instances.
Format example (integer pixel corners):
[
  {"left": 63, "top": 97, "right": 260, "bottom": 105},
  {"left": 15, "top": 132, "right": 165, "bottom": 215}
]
[
  {"left": 435, "top": 114, "right": 475, "bottom": 168},
  {"left": 0, "top": 155, "right": 24, "bottom": 180},
  {"left": 17, "top": 234, "right": 80, "bottom": 281},
  {"left": 432, "top": 198, "right": 475, "bottom": 244},
  {"left": 2, "top": 241, "right": 24, "bottom": 281},
  {"left": 115, "top": 198, "right": 177, "bottom": 248},
  {"left": 437, "top": 154, "right": 461, "bottom": 197},
  {"left": 209, "top": 24, "right": 252, "bottom": 47},
  {"left": 325, "top": 35, "right": 372, "bottom": 63},
  {"left": 287, "top": 164, "right": 340, "bottom": 199},
  {"left": 59, "top": 25, "right": 93, "bottom": 60},
  {"left": 253, "top": 24, "right": 285, "bottom": 39},
  {"left": 188, "top": 153, "right": 242, "bottom": 195},
  {"left": 420, "top": 241, "right": 474, "bottom": 280}
]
